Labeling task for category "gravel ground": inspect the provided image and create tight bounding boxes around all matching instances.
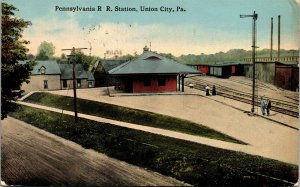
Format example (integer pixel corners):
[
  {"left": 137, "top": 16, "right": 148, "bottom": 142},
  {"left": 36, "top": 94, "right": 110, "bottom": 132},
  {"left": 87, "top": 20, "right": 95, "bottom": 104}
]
[{"left": 47, "top": 76, "right": 298, "bottom": 165}]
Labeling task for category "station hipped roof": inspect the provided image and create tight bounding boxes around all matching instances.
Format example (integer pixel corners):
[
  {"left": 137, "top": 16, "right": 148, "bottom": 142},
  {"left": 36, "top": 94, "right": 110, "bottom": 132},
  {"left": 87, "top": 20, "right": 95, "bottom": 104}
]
[{"left": 109, "top": 51, "right": 199, "bottom": 75}]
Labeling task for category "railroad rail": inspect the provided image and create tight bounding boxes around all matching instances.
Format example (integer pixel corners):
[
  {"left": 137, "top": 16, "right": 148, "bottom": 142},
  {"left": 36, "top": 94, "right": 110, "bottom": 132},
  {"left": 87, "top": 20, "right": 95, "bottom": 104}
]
[{"left": 186, "top": 77, "right": 299, "bottom": 118}]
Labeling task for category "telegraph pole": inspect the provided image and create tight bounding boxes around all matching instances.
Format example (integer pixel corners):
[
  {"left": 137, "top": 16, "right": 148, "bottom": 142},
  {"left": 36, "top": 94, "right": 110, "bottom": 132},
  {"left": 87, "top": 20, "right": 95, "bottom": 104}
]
[
  {"left": 62, "top": 47, "right": 87, "bottom": 122},
  {"left": 270, "top": 17, "right": 273, "bottom": 60},
  {"left": 278, "top": 15, "right": 281, "bottom": 58},
  {"left": 240, "top": 11, "right": 258, "bottom": 113}
]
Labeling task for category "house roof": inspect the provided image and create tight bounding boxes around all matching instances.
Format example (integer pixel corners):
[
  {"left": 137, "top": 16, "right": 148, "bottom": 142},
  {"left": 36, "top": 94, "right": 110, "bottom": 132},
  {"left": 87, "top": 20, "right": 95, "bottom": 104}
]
[
  {"left": 101, "top": 60, "right": 127, "bottom": 72},
  {"left": 59, "top": 64, "right": 94, "bottom": 80},
  {"left": 109, "top": 51, "right": 199, "bottom": 75},
  {"left": 19, "top": 60, "right": 95, "bottom": 80},
  {"left": 86, "top": 71, "right": 95, "bottom": 81},
  {"left": 19, "top": 60, "right": 61, "bottom": 75}
]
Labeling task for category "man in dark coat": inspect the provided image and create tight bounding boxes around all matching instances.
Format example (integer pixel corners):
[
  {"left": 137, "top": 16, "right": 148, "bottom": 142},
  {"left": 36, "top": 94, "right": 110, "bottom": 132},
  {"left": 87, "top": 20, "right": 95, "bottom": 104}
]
[
  {"left": 212, "top": 85, "right": 216, "bottom": 96},
  {"left": 266, "top": 99, "right": 271, "bottom": 116}
]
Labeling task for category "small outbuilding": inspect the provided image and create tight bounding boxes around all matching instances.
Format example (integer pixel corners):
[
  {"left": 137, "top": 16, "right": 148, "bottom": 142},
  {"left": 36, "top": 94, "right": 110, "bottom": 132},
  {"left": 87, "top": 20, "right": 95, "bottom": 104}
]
[
  {"left": 92, "top": 59, "right": 127, "bottom": 87},
  {"left": 109, "top": 47, "right": 199, "bottom": 93},
  {"left": 59, "top": 64, "right": 95, "bottom": 89}
]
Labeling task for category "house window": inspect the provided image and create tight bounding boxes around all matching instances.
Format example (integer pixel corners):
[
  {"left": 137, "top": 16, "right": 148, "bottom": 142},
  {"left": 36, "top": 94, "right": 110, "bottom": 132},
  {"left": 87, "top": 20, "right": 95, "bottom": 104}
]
[
  {"left": 41, "top": 68, "right": 45, "bottom": 74},
  {"left": 40, "top": 67, "right": 46, "bottom": 74},
  {"left": 77, "top": 79, "right": 81, "bottom": 88},
  {"left": 43, "top": 80, "right": 48, "bottom": 89},
  {"left": 88, "top": 82, "right": 93, "bottom": 88},
  {"left": 144, "top": 79, "right": 151, "bottom": 87},
  {"left": 63, "top": 80, "right": 67, "bottom": 88},
  {"left": 158, "top": 78, "right": 166, "bottom": 86}
]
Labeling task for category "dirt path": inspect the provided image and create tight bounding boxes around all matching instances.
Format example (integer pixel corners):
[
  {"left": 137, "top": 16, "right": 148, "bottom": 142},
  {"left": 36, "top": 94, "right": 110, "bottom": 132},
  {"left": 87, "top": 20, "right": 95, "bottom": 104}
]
[{"left": 1, "top": 117, "right": 188, "bottom": 186}]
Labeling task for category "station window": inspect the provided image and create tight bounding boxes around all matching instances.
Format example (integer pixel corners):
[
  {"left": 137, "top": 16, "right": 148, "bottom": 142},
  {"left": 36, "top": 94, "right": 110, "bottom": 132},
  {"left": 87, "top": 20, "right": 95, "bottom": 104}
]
[
  {"left": 144, "top": 79, "right": 151, "bottom": 87},
  {"left": 158, "top": 78, "right": 166, "bottom": 86}
]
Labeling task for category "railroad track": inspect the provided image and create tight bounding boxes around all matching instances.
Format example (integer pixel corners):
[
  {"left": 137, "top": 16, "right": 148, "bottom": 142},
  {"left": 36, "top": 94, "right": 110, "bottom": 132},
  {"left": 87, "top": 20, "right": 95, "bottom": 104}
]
[
  {"left": 228, "top": 78, "right": 278, "bottom": 91},
  {"left": 186, "top": 77, "right": 299, "bottom": 118}
]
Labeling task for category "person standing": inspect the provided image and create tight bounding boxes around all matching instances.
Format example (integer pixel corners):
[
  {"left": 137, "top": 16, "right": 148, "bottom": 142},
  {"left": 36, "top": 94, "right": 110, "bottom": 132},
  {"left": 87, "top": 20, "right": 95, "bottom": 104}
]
[
  {"left": 260, "top": 96, "right": 265, "bottom": 115},
  {"left": 205, "top": 85, "right": 210, "bottom": 96},
  {"left": 266, "top": 99, "right": 271, "bottom": 116},
  {"left": 212, "top": 85, "right": 216, "bottom": 96}
]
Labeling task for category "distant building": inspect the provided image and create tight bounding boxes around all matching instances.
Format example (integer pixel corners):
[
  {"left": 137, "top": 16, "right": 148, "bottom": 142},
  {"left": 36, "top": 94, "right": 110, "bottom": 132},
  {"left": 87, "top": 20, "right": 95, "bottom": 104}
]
[
  {"left": 243, "top": 55, "right": 299, "bottom": 91},
  {"left": 244, "top": 55, "right": 299, "bottom": 63},
  {"left": 59, "top": 64, "right": 95, "bottom": 89},
  {"left": 20, "top": 60, "right": 95, "bottom": 93},
  {"left": 92, "top": 59, "right": 127, "bottom": 87},
  {"left": 187, "top": 61, "right": 249, "bottom": 78},
  {"left": 20, "top": 60, "right": 61, "bottom": 92},
  {"left": 108, "top": 46, "right": 199, "bottom": 93}
]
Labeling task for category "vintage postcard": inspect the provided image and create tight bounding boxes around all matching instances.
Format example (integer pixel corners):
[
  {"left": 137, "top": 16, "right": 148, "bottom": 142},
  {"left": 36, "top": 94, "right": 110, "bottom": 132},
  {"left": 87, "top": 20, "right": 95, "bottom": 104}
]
[{"left": 2, "top": 0, "right": 299, "bottom": 186}]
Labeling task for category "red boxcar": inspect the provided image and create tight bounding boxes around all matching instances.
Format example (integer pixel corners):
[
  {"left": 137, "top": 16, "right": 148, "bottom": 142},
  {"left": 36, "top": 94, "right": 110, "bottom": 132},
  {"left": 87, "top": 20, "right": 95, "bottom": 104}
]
[
  {"left": 275, "top": 65, "right": 299, "bottom": 91},
  {"left": 198, "top": 65, "right": 209, "bottom": 74}
]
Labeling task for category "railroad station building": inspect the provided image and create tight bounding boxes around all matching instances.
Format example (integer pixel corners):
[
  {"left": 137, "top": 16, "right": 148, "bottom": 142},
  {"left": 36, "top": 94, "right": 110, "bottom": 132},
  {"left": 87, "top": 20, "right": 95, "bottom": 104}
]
[{"left": 108, "top": 46, "right": 199, "bottom": 93}]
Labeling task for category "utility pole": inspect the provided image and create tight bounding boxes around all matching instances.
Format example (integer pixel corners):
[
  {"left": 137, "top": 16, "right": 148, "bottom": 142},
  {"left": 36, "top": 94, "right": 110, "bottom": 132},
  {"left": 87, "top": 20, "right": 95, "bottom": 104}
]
[
  {"left": 62, "top": 47, "right": 87, "bottom": 122},
  {"left": 270, "top": 17, "right": 273, "bottom": 60},
  {"left": 240, "top": 11, "right": 258, "bottom": 114},
  {"left": 278, "top": 15, "right": 281, "bottom": 58}
]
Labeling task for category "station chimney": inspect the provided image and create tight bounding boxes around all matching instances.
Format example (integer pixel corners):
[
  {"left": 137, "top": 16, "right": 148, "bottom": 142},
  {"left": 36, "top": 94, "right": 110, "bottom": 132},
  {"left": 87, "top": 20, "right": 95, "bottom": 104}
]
[
  {"left": 278, "top": 15, "right": 280, "bottom": 58},
  {"left": 270, "top": 17, "right": 273, "bottom": 60},
  {"left": 143, "top": 45, "right": 149, "bottom": 53}
]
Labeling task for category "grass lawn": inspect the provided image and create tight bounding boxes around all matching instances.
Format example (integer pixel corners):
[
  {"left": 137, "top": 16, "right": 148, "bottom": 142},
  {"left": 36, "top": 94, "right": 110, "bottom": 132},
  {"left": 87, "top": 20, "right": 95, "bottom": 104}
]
[
  {"left": 24, "top": 92, "right": 246, "bottom": 144},
  {"left": 9, "top": 105, "right": 298, "bottom": 186}
]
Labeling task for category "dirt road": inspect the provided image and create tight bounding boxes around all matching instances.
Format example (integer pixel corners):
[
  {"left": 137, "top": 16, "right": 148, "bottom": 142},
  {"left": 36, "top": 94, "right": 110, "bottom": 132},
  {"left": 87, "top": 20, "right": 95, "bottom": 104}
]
[{"left": 1, "top": 117, "right": 188, "bottom": 186}]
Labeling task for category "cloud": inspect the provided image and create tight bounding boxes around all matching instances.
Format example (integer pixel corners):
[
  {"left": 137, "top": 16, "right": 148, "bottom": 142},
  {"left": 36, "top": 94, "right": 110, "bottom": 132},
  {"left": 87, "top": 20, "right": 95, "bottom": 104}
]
[
  {"left": 23, "top": 16, "right": 298, "bottom": 58},
  {"left": 23, "top": 17, "right": 87, "bottom": 56}
]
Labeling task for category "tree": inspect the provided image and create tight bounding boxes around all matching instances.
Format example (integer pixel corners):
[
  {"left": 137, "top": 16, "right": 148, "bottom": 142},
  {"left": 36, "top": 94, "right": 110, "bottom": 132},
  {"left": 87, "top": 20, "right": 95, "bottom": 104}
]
[
  {"left": 61, "top": 53, "right": 66, "bottom": 60},
  {"left": 36, "top": 41, "right": 55, "bottom": 60},
  {"left": 35, "top": 49, "right": 49, "bottom": 60},
  {"left": 2, "top": 2, "right": 34, "bottom": 119},
  {"left": 26, "top": 53, "right": 35, "bottom": 60},
  {"left": 71, "top": 50, "right": 98, "bottom": 70}
]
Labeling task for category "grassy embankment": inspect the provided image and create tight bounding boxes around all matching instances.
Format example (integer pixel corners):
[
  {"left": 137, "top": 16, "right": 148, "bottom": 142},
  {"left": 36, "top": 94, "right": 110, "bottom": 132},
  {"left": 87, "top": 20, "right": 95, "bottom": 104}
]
[
  {"left": 9, "top": 105, "right": 298, "bottom": 186},
  {"left": 23, "top": 92, "right": 245, "bottom": 144}
]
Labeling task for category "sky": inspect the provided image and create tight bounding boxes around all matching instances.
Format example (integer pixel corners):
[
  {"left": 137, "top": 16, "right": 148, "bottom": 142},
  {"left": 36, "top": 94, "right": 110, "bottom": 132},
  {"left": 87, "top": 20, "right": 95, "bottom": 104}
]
[{"left": 8, "top": 0, "right": 300, "bottom": 57}]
